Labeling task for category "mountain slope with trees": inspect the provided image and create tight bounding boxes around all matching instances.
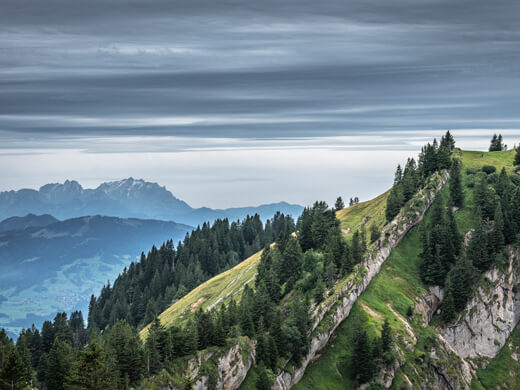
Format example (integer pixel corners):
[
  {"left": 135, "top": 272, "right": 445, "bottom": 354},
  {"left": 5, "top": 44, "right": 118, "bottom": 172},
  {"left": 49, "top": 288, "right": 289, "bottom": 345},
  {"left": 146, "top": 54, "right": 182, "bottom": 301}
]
[{"left": 3, "top": 133, "right": 520, "bottom": 390}]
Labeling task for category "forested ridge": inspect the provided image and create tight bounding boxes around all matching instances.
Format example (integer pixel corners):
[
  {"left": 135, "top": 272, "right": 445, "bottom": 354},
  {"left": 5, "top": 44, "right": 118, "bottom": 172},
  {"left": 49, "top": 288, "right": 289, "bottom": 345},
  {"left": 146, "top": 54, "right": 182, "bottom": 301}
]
[
  {"left": 2, "top": 132, "right": 520, "bottom": 390},
  {"left": 88, "top": 212, "right": 295, "bottom": 331}
]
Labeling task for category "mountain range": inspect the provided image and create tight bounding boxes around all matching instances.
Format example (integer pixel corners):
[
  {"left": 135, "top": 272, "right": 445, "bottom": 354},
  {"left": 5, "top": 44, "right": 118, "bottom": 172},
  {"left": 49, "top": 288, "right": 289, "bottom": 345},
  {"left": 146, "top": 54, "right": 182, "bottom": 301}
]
[
  {"left": 0, "top": 178, "right": 303, "bottom": 226},
  {"left": 0, "top": 214, "right": 191, "bottom": 339}
]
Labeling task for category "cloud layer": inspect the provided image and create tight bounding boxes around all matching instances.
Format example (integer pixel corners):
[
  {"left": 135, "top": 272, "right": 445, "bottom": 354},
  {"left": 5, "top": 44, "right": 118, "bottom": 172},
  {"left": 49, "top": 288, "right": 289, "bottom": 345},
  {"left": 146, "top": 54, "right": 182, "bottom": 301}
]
[{"left": 2, "top": 0, "right": 520, "bottom": 138}]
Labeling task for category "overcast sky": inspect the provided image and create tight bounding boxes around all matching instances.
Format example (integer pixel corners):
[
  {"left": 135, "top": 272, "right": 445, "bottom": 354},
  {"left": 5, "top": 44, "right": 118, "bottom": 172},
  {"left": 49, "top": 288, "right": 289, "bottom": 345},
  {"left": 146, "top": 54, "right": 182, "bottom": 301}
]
[{"left": 1, "top": 0, "right": 520, "bottom": 208}]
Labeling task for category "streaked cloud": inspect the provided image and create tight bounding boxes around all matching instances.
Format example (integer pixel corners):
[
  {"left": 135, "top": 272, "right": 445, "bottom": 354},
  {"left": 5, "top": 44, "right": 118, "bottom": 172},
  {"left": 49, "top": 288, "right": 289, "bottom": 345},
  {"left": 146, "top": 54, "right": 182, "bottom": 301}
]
[{"left": 1, "top": 0, "right": 520, "bottom": 206}]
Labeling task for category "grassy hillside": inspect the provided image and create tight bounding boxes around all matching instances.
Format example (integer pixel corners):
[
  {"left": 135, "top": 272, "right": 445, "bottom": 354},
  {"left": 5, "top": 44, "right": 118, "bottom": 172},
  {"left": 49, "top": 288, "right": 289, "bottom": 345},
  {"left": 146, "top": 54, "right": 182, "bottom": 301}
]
[
  {"left": 144, "top": 193, "right": 392, "bottom": 340},
  {"left": 336, "top": 190, "right": 389, "bottom": 240},
  {"left": 140, "top": 250, "right": 261, "bottom": 338},
  {"left": 294, "top": 189, "right": 447, "bottom": 389},
  {"left": 296, "top": 148, "right": 519, "bottom": 389},
  {"left": 144, "top": 147, "right": 518, "bottom": 389},
  {"left": 457, "top": 148, "right": 515, "bottom": 173}
]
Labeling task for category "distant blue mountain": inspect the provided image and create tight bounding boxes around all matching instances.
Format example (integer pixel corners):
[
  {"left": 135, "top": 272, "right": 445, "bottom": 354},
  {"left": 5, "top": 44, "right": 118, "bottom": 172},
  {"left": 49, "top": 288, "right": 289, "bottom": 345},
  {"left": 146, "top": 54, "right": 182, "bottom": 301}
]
[
  {"left": 0, "top": 213, "right": 58, "bottom": 232},
  {"left": 0, "top": 178, "right": 303, "bottom": 226},
  {"left": 0, "top": 214, "right": 191, "bottom": 337}
]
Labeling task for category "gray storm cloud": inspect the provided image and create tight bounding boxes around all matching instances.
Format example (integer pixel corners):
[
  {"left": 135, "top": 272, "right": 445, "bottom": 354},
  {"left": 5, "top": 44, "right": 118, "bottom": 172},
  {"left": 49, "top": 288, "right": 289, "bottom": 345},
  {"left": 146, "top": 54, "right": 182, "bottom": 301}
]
[
  {"left": 1, "top": 0, "right": 520, "bottom": 138},
  {"left": 1, "top": 0, "right": 520, "bottom": 207}
]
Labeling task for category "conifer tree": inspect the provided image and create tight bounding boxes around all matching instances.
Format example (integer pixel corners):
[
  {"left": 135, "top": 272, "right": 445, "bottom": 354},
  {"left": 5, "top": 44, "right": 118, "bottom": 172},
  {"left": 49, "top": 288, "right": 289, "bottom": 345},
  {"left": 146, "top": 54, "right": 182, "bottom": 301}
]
[
  {"left": 402, "top": 158, "right": 418, "bottom": 201},
  {"left": 269, "top": 310, "right": 283, "bottom": 350},
  {"left": 436, "top": 141, "right": 451, "bottom": 170},
  {"left": 447, "top": 257, "right": 474, "bottom": 312},
  {"left": 335, "top": 196, "right": 345, "bottom": 211},
  {"left": 515, "top": 147, "right": 520, "bottom": 166},
  {"left": 491, "top": 202, "right": 505, "bottom": 253},
  {"left": 45, "top": 339, "right": 72, "bottom": 390},
  {"left": 394, "top": 164, "right": 403, "bottom": 185},
  {"left": 441, "top": 290, "right": 456, "bottom": 323},
  {"left": 297, "top": 208, "right": 313, "bottom": 252},
  {"left": 449, "top": 159, "right": 464, "bottom": 208},
  {"left": 314, "top": 276, "right": 325, "bottom": 304},
  {"left": 468, "top": 208, "right": 490, "bottom": 271},
  {"left": 474, "top": 173, "right": 495, "bottom": 219},
  {"left": 280, "top": 237, "right": 303, "bottom": 291},
  {"left": 106, "top": 320, "right": 144, "bottom": 387},
  {"left": 511, "top": 187, "right": 520, "bottom": 234},
  {"left": 385, "top": 185, "right": 403, "bottom": 222},
  {"left": 351, "top": 328, "right": 374, "bottom": 384},
  {"left": 351, "top": 230, "right": 364, "bottom": 264},
  {"left": 441, "top": 130, "right": 455, "bottom": 152},
  {"left": 381, "top": 319, "right": 392, "bottom": 353},
  {"left": 144, "top": 317, "right": 166, "bottom": 375},
  {"left": 68, "top": 341, "right": 111, "bottom": 390},
  {"left": 325, "top": 260, "right": 337, "bottom": 287},
  {"left": 0, "top": 349, "right": 27, "bottom": 390},
  {"left": 256, "top": 363, "right": 272, "bottom": 390},
  {"left": 370, "top": 224, "right": 380, "bottom": 243},
  {"left": 489, "top": 133, "right": 504, "bottom": 151}
]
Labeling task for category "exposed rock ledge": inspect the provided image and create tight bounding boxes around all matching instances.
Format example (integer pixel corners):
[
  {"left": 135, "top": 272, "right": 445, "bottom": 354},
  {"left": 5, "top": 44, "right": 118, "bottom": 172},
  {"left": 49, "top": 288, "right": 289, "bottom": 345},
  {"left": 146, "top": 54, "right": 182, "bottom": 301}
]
[
  {"left": 274, "top": 171, "right": 449, "bottom": 390},
  {"left": 442, "top": 248, "right": 520, "bottom": 362}
]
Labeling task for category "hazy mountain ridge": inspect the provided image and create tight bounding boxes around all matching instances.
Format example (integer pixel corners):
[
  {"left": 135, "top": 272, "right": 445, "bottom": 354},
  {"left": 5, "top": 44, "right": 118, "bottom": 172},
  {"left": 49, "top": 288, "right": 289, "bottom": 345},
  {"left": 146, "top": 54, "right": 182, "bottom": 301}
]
[
  {"left": 0, "top": 214, "right": 192, "bottom": 337},
  {"left": 0, "top": 213, "right": 58, "bottom": 233},
  {"left": 0, "top": 178, "right": 303, "bottom": 225}
]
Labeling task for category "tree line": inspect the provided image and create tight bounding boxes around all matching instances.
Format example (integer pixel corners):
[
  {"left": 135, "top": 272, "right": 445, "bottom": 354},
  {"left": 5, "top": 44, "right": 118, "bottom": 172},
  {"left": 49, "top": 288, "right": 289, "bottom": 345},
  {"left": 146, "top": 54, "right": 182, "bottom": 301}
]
[
  {"left": 420, "top": 134, "right": 520, "bottom": 322},
  {"left": 88, "top": 212, "right": 295, "bottom": 331},
  {"left": 386, "top": 131, "right": 455, "bottom": 221}
]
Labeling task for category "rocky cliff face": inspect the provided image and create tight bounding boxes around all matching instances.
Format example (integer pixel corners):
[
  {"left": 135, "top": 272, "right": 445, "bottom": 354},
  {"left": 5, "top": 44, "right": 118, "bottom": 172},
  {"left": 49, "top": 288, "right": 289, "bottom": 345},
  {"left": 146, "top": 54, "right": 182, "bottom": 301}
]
[
  {"left": 274, "top": 171, "right": 449, "bottom": 390},
  {"left": 165, "top": 338, "right": 255, "bottom": 390},
  {"left": 442, "top": 249, "right": 520, "bottom": 363},
  {"left": 402, "top": 249, "right": 520, "bottom": 390}
]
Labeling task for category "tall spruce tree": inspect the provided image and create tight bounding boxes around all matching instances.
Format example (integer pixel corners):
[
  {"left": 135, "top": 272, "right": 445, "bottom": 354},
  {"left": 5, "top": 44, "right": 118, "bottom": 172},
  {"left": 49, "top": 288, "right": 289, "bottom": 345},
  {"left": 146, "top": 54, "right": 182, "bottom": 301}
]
[
  {"left": 446, "top": 256, "right": 474, "bottom": 312},
  {"left": 0, "top": 349, "right": 27, "bottom": 390},
  {"left": 381, "top": 319, "right": 392, "bottom": 353},
  {"left": 351, "top": 328, "right": 375, "bottom": 384},
  {"left": 335, "top": 196, "right": 345, "bottom": 211},
  {"left": 45, "top": 339, "right": 72, "bottom": 390},
  {"left": 491, "top": 202, "right": 505, "bottom": 253},
  {"left": 449, "top": 159, "right": 464, "bottom": 208},
  {"left": 280, "top": 237, "right": 303, "bottom": 291},
  {"left": 468, "top": 208, "right": 490, "bottom": 271},
  {"left": 68, "top": 341, "right": 112, "bottom": 390},
  {"left": 441, "top": 290, "right": 456, "bottom": 323}
]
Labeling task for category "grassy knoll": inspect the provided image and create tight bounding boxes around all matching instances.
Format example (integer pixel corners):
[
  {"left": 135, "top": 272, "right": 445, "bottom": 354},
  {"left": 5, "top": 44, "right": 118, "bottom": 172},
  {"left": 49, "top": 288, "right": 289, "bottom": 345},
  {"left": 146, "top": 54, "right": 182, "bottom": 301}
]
[
  {"left": 336, "top": 190, "right": 389, "bottom": 240},
  {"left": 457, "top": 149, "right": 515, "bottom": 173}
]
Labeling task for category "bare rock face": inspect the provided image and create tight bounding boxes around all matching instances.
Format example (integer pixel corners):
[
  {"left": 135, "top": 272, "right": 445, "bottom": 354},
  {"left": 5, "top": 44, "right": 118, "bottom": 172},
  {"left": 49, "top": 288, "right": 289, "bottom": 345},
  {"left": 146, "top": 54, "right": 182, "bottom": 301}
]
[
  {"left": 169, "top": 339, "right": 255, "bottom": 390},
  {"left": 408, "top": 249, "right": 520, "bottom": 390},
  {"left": 442, "top": 249, "right": 520, "bottom": 362},
  {"left": 274, "top": 171, "right": 449, "bottom": 390}
]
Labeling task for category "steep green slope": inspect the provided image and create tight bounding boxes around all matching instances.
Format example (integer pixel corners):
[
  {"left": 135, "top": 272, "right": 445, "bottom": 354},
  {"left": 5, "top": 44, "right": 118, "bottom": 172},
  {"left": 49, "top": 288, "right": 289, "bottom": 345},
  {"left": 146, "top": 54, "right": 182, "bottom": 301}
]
[
  {"left": 296, "top": 148, "right": 520, "bottom": 389},
  {"left": 140, "top": 249, "right": 261, "bottom": 339},
  {"left": 143, "top": 193, "right": 391, "bottom": 338},
  {"left": 336, "top": 190, "right": 389, "bottom": 240},
  {"left": 295, "top": 188, "right": 448, "bottom": 389}
]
